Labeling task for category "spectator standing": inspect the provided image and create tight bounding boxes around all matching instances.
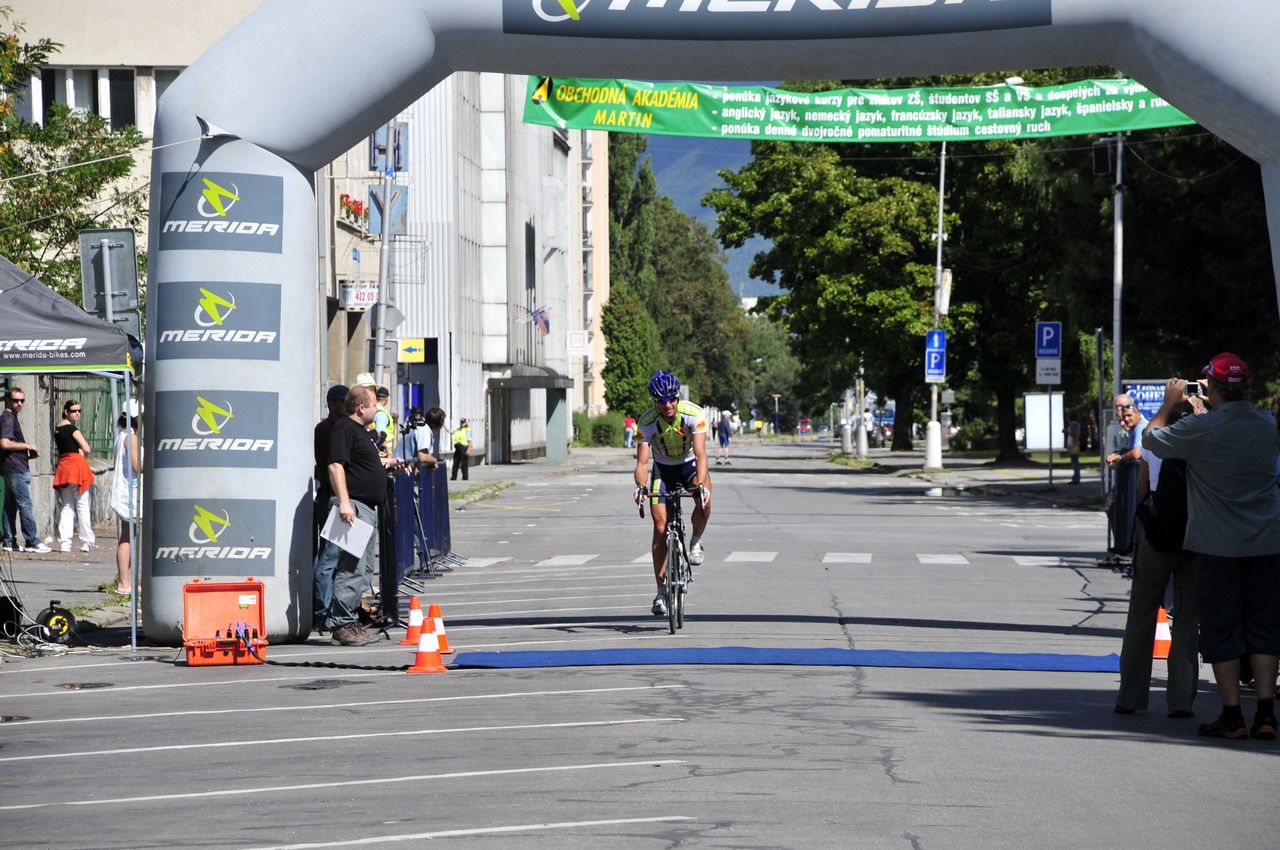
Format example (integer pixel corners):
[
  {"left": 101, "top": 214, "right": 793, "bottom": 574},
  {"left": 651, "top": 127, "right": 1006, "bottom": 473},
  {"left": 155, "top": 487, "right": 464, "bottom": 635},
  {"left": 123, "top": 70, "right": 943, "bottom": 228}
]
[
  {"left": 325, "top": 385, "right": 395, "bottom": 646},
  {"left": 110, "top": 409, "right": 141, "bottom": 594},
  {"left": 373, "top": 386, "right": 397, "bottom": 457},
  {"left": 52, "top": 399, "right": 95, "bottom": 553},
  {"left": 311, "top": 383, "right": 348, "bottom": 630},
  {"left": 1115, "top": 400, "right": 1199, "bottom": 717},
  {"left": 1106, "top": 394, "right": 1146, "bottom": 565},
  {"left": 715, "top": 410, "right": 733, "bottom": 465},
  {"left": 416, "top": 406, "right": 449, "bottom": 470},
  {"left": 1066, "top": 420, "right": 1082, "bottom": 485},
  {"left": 451, "top": 418, "right": 472, "bottom": 481},
  {"left": 0, "top": 387, "right": 49, "bottom": 553},
  {"left": 1143, "top": 354, "right": 1280, "bottom": 740},
  {"left": 623, "top": 415, "right": 637, "bottom": 449}
]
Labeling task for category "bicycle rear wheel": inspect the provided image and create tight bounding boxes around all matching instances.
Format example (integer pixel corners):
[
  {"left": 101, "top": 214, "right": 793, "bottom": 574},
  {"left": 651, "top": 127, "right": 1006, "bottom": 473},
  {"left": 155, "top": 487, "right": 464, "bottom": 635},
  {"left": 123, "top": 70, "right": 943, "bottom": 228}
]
[
  {"left": 675, "top": 571, "right": 685, "bottom": 629},
  {"left": 666, "top": 532, "right": 680, "bottom": 635}
]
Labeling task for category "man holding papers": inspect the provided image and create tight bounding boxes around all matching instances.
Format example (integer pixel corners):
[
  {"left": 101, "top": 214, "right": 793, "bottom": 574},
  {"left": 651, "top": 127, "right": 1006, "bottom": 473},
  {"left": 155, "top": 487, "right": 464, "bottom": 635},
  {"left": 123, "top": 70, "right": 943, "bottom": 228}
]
[{"left": 324, "top": 385, "right": 399, "bottom": 646}]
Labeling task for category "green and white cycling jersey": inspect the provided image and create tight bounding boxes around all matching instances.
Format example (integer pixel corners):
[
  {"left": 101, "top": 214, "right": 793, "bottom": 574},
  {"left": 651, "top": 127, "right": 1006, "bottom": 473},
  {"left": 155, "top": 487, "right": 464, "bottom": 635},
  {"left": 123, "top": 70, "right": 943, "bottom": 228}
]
[{"left": 637, "top": 400, "right": 708, "bottom": 464}]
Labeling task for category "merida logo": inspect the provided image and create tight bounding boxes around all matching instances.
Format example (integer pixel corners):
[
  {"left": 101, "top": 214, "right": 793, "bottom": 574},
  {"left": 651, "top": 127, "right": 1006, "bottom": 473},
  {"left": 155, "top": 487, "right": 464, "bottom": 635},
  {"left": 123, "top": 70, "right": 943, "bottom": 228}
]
[
  {"left": 534, "top": 0, "right": 1002, "bottom": 19},
  {"left": 156, "top": 288, "right": 278, "bottom": 346},
  {"left": 198, "top": 179, "right": 239, "bottom": 218},
  {"left": 155, "top": 504, "right": 271, "bottom": 561},
  {"left": 162, "top": 177, "right": 279, "bottom": 237},
  {"left": 154, "top": 395, "right": 274, "bottom": 453},
  {"left": 535, "top": 0, "right": 587, "bottom": 22},
  {"left": 0, "top": 338, "right": 87, "bottom": 352}
]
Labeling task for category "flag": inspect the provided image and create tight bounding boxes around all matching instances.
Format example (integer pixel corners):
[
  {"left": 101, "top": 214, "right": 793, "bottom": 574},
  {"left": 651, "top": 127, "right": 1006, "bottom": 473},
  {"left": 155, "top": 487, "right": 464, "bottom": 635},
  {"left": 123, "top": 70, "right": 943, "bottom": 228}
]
[{"left": 533, "top": 307, "right": 550, "bottom": 336}]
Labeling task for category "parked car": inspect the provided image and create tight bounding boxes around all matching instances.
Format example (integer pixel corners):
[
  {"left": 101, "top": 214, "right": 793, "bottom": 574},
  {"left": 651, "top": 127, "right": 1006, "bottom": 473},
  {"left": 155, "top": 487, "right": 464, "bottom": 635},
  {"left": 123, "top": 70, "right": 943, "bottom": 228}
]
[{"left": 798, "top": 417, "right": 812, "bottom": 434}]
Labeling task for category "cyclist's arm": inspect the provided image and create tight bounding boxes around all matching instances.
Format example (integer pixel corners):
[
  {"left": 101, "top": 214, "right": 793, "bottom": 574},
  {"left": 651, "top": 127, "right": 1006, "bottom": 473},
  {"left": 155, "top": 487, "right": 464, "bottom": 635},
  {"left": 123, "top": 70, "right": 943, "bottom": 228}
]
[
  {"left": 691, "top": 431, "right": 708, "bottom": 488},
  {"left": 634, "top": 440, "right": 651, "bottom": 489}
]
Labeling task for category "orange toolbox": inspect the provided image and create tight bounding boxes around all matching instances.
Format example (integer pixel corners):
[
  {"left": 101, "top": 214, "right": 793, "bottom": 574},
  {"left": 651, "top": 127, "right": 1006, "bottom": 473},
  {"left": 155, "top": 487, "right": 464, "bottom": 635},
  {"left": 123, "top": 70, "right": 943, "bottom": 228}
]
[{"left": 181, "top": 578, "right": 269, "bottom": 666}]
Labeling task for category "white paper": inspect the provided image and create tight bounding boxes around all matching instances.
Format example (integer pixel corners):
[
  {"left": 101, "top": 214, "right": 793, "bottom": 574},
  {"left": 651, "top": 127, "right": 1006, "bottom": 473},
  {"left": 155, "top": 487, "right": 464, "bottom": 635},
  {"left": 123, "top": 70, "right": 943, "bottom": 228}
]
[{"left": 319, "top": 505, "right": 375, "bottom": 557}]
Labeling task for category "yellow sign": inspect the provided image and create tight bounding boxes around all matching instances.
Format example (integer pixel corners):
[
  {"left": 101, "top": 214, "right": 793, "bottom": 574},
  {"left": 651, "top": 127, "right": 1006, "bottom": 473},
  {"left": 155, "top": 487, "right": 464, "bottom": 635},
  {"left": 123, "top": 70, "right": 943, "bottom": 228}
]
[{"left": 398, "top": 338, "right": 426, "bottom": 363}]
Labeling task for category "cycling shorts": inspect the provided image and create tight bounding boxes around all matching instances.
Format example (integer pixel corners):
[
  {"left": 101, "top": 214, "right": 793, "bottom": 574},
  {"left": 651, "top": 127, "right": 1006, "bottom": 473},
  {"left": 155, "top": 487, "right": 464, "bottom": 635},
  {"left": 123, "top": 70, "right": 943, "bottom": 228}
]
[{"left": 649, "top": 460, "right": 697, "bottom": 506}]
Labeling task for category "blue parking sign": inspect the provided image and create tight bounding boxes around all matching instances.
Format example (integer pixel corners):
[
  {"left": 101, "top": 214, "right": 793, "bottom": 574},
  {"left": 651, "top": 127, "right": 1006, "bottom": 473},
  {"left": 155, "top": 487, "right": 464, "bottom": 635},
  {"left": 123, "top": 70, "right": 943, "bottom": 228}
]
[
  {"left": 1035, "top": 322, "right": 1062, "bottom": 358},
  {"left": 925, "top": 329, "right": 946, "bottom": 383}
]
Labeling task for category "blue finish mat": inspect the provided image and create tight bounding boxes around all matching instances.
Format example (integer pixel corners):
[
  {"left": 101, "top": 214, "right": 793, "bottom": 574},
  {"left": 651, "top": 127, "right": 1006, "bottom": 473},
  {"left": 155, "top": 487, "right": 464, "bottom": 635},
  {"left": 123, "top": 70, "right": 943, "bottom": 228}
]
[{"left": 452, "top": 646, "right": 1120, "bottom": 672}]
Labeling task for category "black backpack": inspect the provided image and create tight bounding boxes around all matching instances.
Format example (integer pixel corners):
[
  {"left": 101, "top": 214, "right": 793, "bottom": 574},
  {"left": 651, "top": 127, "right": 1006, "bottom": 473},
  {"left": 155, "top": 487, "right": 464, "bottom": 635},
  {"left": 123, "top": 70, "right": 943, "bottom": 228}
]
[{"left": 1138, "top": 458, "right": 1189, "bottom": 553}]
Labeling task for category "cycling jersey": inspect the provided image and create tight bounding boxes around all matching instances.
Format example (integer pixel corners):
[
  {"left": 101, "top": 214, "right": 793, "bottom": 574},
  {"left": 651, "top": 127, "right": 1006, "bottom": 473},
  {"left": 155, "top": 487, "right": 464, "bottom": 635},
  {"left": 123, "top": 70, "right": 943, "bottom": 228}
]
[{"left": 637, "top": 401, "right": 707, "bottom": 465}]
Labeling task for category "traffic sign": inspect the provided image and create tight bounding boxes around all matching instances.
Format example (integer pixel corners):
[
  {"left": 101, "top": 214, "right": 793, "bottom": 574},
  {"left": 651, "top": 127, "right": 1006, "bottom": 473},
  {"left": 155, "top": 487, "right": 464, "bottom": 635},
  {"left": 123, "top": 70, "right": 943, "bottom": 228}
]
[
  {"left": 1036, "top": 357, "right": 1061, "bottom": 385},
  {"left": 1035, "top": 321, "right": 1062, "bottom": 358},
  {"left": 925, "top": 328, "right": 946, "bottom": 384},
  {"left": 925, "top": 349, "right": 946, "bottom": 384},
  {"left": 398, "top": 337, "right": 425, "bottom": 363}
]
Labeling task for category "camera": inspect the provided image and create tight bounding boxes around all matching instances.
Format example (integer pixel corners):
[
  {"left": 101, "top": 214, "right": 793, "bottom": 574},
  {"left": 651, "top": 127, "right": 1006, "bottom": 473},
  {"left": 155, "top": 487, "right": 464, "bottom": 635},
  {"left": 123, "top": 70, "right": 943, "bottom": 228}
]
[{"left": 1185, "top": 381, "right": 1202, "bottom": 397}]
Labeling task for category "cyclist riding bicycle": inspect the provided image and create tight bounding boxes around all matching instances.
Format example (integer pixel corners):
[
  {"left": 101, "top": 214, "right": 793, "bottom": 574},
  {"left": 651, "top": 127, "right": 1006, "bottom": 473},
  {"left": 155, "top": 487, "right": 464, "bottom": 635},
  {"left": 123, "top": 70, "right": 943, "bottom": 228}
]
[{"left": 633, "top": 370, "right": 711, "bottom": 617}]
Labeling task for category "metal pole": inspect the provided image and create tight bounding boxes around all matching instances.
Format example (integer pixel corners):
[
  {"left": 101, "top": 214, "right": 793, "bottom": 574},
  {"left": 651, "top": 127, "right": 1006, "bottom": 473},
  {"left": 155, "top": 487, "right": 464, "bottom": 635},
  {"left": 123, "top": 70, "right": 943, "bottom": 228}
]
[
  {"left": 372, "top": 119, "right": 396, "bottom": 386},
  {"left": 773, "top": 396, "right": 780, "bottom": 436},
  {"left": 924, "top": 142, "right": 946, "bottom": 469},
  {"left": 1111, "top": 133, "right": 1124, "bottom": 395},
  {"left": 124, "top": 372, "right": 138, "bottom": 659},
  {"left": 1096, "top": 327, "right": 1107, "bottom": 499},
  {"left": 1048, "top": 391, "right": 1054, "bottom": 489},
  {"left": 99, "top": 239, "right": 120, "bottom": 428}
]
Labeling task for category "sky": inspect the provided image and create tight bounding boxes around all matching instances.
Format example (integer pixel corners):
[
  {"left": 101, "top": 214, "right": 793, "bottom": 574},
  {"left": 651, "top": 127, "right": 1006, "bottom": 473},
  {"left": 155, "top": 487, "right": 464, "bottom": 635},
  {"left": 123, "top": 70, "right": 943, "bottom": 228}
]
[{"left": 642, "top": 134, "right": 780, "bottom": 298}]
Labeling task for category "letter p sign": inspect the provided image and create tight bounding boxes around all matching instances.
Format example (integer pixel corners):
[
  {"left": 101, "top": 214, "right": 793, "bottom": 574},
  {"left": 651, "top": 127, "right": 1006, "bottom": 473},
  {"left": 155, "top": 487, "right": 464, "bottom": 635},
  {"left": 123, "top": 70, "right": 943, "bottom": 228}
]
[{"left": 1035, "top": 321, "right": 1062, "bottom": 359}]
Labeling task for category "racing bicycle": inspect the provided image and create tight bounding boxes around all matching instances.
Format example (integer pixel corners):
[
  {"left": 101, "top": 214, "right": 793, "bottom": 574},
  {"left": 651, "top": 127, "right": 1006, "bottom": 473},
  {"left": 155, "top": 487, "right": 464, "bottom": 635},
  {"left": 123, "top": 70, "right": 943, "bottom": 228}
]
[{"left": 638, "top": 482, "right": 702, "bottom": 634}]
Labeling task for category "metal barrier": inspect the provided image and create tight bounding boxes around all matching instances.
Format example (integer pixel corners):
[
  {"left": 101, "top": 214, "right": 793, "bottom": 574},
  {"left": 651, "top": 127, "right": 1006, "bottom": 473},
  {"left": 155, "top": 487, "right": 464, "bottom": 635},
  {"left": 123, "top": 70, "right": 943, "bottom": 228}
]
[{"left": 385, "top": 466, "right": 456, "bottom": 621}]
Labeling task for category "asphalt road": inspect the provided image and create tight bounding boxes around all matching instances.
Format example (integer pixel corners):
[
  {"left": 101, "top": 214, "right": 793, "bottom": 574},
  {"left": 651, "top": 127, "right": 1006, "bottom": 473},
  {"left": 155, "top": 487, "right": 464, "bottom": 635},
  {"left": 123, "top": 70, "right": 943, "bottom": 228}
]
[{"left": 1, "top": 441, "right": 1276, "bottom": 849}]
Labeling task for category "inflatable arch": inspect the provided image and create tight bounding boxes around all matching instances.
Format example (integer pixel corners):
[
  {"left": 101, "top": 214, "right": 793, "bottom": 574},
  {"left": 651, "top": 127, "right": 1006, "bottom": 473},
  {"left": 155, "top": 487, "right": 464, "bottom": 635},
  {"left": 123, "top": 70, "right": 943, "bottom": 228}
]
[{"left": 144, "top": 0, "right": 1280, "bottom": 642}]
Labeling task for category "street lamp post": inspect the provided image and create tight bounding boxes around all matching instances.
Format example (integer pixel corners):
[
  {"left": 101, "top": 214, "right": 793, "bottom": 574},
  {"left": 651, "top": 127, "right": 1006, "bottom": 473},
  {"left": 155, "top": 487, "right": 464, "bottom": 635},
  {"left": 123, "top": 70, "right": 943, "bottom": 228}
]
[
  {"left": 771, "top": 393, "right": 781, "bottom": 436},
  {"left": 924, "top": 141, "right": 948, "bottom": 470}
]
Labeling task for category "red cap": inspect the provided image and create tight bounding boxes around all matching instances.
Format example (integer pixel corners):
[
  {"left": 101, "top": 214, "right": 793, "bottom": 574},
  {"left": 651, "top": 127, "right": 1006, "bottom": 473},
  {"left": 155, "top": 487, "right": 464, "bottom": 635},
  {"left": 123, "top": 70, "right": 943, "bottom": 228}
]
[{"left": 1202, "top": 352, "right": 1249, "bottom": 383}]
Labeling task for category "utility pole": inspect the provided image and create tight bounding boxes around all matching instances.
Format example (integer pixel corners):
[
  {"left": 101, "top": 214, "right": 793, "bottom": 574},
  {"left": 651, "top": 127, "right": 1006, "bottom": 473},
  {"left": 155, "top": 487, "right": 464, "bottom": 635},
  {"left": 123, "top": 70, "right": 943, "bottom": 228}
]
[
  {"left": 371, "top": 119, "right": 396, "bottom": 387},
  {"left": 1111, "top": 132, "right": 1124, "bottom": 395}
]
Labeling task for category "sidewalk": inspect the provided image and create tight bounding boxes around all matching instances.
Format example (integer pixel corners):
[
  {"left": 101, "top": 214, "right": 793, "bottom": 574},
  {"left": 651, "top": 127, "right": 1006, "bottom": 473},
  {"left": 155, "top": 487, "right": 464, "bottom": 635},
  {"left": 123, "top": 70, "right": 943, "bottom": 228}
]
[{"left": 1, "top": 443, "right": 1101, "bottom": 650}]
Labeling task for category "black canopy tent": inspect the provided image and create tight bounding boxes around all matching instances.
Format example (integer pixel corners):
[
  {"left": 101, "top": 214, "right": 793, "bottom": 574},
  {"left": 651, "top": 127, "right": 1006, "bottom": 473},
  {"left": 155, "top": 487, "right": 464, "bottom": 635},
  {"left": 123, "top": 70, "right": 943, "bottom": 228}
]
[{"left": 0, "top": 254, "right": 140, "bottom": 651}]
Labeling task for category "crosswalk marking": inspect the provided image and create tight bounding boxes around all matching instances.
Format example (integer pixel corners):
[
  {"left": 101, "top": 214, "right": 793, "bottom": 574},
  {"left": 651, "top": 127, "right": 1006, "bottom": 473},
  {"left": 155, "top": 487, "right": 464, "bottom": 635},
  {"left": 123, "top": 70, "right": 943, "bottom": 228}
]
[
  {"left": 535, "top": 554, "right": 598, "bottom": 567},
  {"left": 916, "top": 554, "right": 971, "bottom": 565},
  {"left": 464, "top": 557, "right": 512, "bottom": 568},
  {"left": 631, "top": 554, "right": 652, "bottom": 564},
  {"left": 1012, "top": 556, "right": 1069, "bottom": 567},
  {"left": 725, "top": 551, "right": 777, "bottom": 563},
  {"left": 822, "top": 553, "right": 872, "bottom": 564}
]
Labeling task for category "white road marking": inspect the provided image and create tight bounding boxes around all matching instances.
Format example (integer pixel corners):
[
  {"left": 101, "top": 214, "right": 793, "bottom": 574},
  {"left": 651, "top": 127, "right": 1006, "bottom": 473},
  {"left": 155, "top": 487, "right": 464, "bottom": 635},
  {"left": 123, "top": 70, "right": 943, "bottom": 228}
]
[
  {"left": 916, "top": 554, "right": 971, "bottom": 565},
  {"left": 0, "top": 671, "right": 400, "bottom": 701},
  {"left": 0, "top": 717, "right": 684, "bottom": 763},
  {"left": 725, "top": 551, "right": 777, "bottom": 563},
  {"left": 822, "top": 553, "right": 873, "bottom": 564},
  {"left": 450, "top": 604, "right": 638, "bottom": 618},
  {"left": 0, "top": 760, "right": 688, "bottom": 811},
  {"left": 536, "top": 554, "right": 599, "bottom": 566},
  {"left": 632, "top": 554, "right": 652, "bottom": 563},
  {"left": 409, "top": 582, "right": 639, "bottom": 599},
  {"left": 1012, "top": 556, "right": 1069, "bottom": 567},
  {"left": 243, "top": 816, "right": 697, "bottom": 849},
  {"left": 423, "top": 592, "right": 648, "bottom": 608},
  {"left": 0, "top": 684, "right": 685, "bottom": 728},
  {"left": 460, "top": 557, "right": 511, "bottom": 567}
]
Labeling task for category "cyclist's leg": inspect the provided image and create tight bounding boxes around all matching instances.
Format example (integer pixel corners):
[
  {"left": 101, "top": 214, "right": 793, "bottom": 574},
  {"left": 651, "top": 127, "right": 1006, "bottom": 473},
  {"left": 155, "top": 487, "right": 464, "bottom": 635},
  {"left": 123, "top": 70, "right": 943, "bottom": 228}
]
[{"left": 689, "top": 471, "right": 712, "bottom": 538}]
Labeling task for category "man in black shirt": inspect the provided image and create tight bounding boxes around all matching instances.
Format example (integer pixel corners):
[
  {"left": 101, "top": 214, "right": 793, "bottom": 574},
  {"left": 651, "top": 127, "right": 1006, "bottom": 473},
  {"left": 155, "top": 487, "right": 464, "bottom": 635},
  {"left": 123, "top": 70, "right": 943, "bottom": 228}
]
[
  {"left": 311, "top": 384, "right": 348, "bottom": 631},
  {"left": 0, "top": 388, "right": 49, "bottom": 553},
  {"left": 325, "top": 385, "right": 399, "bottom": 646}
]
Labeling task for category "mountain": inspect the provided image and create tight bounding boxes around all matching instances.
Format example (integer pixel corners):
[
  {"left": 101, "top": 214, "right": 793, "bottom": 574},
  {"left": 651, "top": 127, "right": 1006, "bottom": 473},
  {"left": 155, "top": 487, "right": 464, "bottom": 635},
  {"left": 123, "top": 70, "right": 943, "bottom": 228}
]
[{"left": 644, "top": 135, "right": 780, "bottom": 299}]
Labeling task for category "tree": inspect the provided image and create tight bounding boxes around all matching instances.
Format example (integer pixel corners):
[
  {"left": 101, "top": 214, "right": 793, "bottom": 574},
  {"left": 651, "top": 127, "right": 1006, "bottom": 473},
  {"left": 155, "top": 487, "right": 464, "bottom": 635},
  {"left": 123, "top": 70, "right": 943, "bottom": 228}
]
[
  {"left": 0, "top": 7, "right": 147, "bottom": 300},
  {"left": 708, "top": 140, "right": 941, "bottom": 449},
  {"left": 601, "top": 284, "right": 658, "bottom": 416},
  {"left": 647, "top": 197, "right": 751, "bottom": 407}
]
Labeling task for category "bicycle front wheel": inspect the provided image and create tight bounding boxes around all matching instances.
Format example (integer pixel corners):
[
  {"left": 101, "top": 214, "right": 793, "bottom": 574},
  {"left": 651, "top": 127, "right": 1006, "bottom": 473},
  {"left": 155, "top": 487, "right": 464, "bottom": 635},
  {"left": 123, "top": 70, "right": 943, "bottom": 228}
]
[{"left": 666, "top": 532, "right": 680, "bottom": 635}]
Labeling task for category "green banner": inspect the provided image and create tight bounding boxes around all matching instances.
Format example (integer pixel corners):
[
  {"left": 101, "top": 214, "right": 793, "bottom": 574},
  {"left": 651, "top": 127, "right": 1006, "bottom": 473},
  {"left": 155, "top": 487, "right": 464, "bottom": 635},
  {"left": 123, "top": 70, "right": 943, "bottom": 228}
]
[{"left": 523, "top": 77, "right": 1194, "bottom": 143}]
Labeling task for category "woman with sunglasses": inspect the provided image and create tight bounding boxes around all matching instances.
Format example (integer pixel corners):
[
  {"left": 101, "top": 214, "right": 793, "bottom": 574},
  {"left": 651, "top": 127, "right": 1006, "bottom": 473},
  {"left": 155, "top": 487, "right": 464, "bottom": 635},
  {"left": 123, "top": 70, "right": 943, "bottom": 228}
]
[{"left": 52, "top": 399, "right": 95, "bottom": 554}]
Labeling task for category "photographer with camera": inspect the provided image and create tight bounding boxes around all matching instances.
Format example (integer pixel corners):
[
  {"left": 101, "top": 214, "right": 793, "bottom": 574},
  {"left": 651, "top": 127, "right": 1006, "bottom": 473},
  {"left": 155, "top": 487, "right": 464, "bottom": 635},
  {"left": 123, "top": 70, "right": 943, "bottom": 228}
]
[{"left": 1142, "top": 354, "right": 1280, "bottom": 740}]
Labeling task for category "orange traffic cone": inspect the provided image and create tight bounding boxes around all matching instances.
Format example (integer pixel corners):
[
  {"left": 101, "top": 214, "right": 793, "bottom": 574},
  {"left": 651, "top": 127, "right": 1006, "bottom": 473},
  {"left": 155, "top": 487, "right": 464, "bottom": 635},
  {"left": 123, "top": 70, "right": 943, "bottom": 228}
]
[
  {"left": 427, "top": 603, "right": 452, "bottom": 654},
  {"left": 399, "top": 596, "right": 423, "bottom": 646},
  {"left": 1152, "top": 607, "right": 1171, "bottom": 660},
  {"left": 406, "top": 618, "right": 447, "bottom": 675}
]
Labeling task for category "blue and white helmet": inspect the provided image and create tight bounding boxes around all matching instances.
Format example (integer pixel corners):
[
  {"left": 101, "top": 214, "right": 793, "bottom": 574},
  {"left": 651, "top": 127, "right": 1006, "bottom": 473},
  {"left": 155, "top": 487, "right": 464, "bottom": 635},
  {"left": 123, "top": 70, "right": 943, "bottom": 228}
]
[{"left": 648, "top": 370, "right": 681, "bottom": 402}]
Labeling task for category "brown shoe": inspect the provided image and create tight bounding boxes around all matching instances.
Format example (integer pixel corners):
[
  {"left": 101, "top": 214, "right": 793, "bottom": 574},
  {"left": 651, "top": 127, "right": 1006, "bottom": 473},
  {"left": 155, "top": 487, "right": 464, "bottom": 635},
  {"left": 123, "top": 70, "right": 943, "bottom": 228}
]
[
  {"left": 330, "top": 623, "right": 376, "bottom": 646},
  {"left": 1251, "top": 715, "right": 1277, "bottom": 740},
  {"left": 1198, "top": 715, "right": 1248, "bottom": 739}
]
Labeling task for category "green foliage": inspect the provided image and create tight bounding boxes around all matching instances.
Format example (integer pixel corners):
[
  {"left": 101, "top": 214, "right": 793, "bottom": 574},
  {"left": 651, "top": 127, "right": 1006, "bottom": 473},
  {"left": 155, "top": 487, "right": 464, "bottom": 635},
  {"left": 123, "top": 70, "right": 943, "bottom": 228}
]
[
  {"left": 601, "top": 284, "right": 658, "bottom": 416},
  {"left": 0, "top": 8, "right": 147, "bottom": 301},
  {"left": 590, "top": 419, "right": 618, "bottom": 446},
  {"left": 572, "top": 410, "right": 628, "bottom": 447}
]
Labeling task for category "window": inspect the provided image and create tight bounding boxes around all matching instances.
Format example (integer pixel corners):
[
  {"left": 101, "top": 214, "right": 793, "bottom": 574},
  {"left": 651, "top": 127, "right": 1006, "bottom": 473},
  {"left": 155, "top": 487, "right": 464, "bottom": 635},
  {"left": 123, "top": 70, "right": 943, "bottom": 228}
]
[
  {"left": 108, "top": 69, "right": 135, "bottom": 130},
  {"left": 71, "top": 69, "right": 97, "bottom": 114}
]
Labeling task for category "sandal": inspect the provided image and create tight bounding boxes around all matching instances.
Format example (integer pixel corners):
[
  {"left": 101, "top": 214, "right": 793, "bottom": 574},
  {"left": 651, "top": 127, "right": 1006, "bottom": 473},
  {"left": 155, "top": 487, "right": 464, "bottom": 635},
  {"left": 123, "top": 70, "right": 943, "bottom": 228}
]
[
  {"left": 1250, "top": 715, "right": 1277, "bottom": 740},
  {"left": 1198, "top": 715, "right": 1248, "bottom": 739}
]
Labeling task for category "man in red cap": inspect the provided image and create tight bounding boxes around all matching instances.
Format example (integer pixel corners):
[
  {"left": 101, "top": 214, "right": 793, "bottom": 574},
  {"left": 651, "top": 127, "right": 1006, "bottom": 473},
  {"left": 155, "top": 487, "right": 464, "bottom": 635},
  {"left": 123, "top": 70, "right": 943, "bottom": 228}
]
[{"left": 1143, "top": 353, "right": 1280, "bottom": 740}]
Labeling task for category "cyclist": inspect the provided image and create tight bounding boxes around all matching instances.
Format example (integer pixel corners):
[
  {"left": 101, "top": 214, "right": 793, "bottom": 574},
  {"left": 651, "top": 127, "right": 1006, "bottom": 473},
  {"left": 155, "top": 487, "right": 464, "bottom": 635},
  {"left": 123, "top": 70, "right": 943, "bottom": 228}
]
[{"left": 633, "top": 370, "right": 711, "bottom": 617}]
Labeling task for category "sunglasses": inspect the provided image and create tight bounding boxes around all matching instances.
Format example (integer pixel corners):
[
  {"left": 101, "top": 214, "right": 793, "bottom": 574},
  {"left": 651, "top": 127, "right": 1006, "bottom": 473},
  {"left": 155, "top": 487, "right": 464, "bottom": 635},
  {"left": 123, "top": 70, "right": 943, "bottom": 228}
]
[
  {"left": 68, "top": 408, "right": 82, "bottom": 413},
  {"left": 1118, "top": 404, "right": 1136, "bottom": 411},
  {"left": 9, "top": 398, "right": 25, "bottom": 404}
]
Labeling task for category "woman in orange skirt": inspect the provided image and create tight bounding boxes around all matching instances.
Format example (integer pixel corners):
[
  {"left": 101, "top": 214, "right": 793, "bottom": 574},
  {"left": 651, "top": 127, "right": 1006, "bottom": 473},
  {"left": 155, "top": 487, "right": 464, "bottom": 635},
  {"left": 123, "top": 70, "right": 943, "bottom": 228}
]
[{"left": 52, "top": 399, "right": 95, "bottom": 555}]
